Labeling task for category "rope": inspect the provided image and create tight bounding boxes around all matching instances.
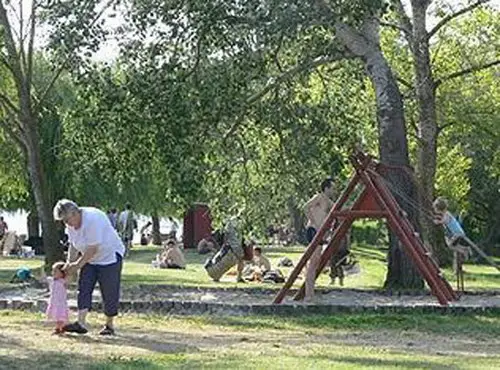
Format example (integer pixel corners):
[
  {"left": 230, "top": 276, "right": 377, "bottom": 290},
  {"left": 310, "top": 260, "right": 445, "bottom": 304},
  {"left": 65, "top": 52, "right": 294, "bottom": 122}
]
[
  {"left": 379, "top": 176, "right": 436, "bottom": 222},
  {"left": 375, "top": 163, "right": 437, "bottom": 221}
]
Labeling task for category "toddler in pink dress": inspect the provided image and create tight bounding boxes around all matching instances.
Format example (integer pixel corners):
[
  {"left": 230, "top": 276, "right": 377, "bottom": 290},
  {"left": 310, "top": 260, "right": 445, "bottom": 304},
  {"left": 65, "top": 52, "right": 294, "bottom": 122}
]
[{"left": 46, "top": 261, "right": 69, "bottom": 334}]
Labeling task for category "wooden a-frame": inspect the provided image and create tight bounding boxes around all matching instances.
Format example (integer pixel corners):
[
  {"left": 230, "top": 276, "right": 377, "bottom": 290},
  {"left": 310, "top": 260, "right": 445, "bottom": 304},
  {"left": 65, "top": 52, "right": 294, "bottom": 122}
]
[{"left": 273, "top": 151, "right": 458, "bottom": 306}]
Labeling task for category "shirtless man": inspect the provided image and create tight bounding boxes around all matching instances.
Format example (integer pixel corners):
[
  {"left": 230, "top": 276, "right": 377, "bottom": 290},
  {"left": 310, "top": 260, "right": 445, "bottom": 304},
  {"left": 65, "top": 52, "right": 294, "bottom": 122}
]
[
  {"left": 303, "top": 177, "right": 335, "bottom": 301},
  {"left": 159, "top": 239, "right": 186, "bottom": 269}
]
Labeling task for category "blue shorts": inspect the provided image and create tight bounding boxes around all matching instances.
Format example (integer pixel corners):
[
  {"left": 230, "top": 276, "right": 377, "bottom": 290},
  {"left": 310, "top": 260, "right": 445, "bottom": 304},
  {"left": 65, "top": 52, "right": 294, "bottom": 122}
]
[
  {"left": 78, "top": 253, "right": 123, "bottom": 317},
  {"left": 306, "top": 227, "right": 317, "bottom": 243}
]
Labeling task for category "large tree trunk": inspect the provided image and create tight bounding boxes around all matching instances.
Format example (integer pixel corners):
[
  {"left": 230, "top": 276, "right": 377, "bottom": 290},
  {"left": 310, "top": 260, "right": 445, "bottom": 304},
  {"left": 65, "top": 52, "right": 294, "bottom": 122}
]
[
  {"left": 25, "top": 119, "right": 63, "bottom": 270},
  {"left": 287, "top": 196, "right": 306, "bottom": 244},
  {"left": 410, "top": 1, "right": 450, "bottom": 266},
  {"left": 151, "top": 213, "right": 161, "bottom": 245},
  {"left": 27, "top": 209, "right": 40, "bottom": 238},
  {"left": 0, "top": 2, "right": 62, "bottom": 270},
  {"left": 336, "top": 19, "right": 424, "bottom": 289}
]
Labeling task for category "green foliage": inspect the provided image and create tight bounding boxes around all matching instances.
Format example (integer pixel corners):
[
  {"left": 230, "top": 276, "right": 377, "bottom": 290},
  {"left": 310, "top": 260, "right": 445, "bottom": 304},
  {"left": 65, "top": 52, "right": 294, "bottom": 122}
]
[
  {"left": 435, "top": 143, "right": 472, "bottom": 211},
  {"left": 0, "top": 131, "right": 28, "bottom": 210}
]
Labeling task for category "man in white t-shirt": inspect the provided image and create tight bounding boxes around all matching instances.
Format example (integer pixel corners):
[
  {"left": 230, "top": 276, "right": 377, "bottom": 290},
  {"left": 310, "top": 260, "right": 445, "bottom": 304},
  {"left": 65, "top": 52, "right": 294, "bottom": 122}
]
[
  {"left": 53, "top": 199, "right": 125, "bottom": 335},
  {"left": 117, "top": 203, "right": 136, "bottom": 254}
]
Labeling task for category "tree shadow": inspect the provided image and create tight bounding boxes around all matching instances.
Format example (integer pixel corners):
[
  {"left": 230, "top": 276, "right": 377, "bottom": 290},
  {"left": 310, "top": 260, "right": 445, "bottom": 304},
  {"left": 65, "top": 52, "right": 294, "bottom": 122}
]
[
  {"left": 0, "top": 349, "right": 98, "bottom": 370},
  {"left": 464, "top": 271, "right": 500, "bottom": 283},
  {"left": 0, "top": 348, "right": 167, "bottom": 370},
  {"left": 0, "top": 334, "right": 24, "bottom": 350},
  {"left": 191, "top": 312, "right": 500, "bottom": 337},
  {"left": 309, "top": 353, "right": 457, "bottom": 369},
  {"left": 61, "top": 330, "right": 198, "bottom": 355},
  {"left": 352, "top": 245, "right": 387, "bottom": 262}
]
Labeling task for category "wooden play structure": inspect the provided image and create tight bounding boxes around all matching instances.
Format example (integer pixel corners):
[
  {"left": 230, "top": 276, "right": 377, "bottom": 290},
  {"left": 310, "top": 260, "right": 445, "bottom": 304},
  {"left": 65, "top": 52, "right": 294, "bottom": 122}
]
[{"left": 274, "top": 151, "right": 458, "bottom": 306}]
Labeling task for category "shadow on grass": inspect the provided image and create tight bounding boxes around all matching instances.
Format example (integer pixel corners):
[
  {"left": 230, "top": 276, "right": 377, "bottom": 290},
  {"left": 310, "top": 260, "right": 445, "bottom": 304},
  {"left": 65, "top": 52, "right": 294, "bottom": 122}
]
[
  {"left": 465, "top": 271, "right": 500, "bottom": 282},
  {"left": 0, "top": 350, "right": 169, "bottom": 370},
  {"left": 61, "top": 330, "right": 197, "bottom": 356},
  {"left": 0, "top": 334, "right": 24, "bottom": 350},
  {"left": 309, "top": 354, "right": 456, "bottom": 369},
  {"left": 0, "top": 344, "right": 467, "bottom": 370},
  {"left": 121, "top": 273, "right": 211, "bottom": 286},
  {"left": 351, "top": 245, "right": 387, "bottom": 263},
  {"left": 93, "top": 352, "right": 460, "bottom": 370},
  {"left": 190, "top": 312, "right": 500, "bottom": 337},
  {"left": 0, "top": 350, "right": 97, "bottom": 370}
]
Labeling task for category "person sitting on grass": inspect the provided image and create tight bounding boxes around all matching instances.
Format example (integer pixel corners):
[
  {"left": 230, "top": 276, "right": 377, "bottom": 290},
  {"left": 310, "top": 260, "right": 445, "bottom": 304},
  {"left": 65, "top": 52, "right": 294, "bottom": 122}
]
[
  {"left": 253, "top": 247, "right": 271, "bottom": 273},
  {"left": 159, "top": 239, "right": 186, "bottom": 269},
  {"left": 241, "top": 246, "right": 272, "bottom": 282},
  {"left": 197, "top": 237, "right": 218, "bottom": 255}
]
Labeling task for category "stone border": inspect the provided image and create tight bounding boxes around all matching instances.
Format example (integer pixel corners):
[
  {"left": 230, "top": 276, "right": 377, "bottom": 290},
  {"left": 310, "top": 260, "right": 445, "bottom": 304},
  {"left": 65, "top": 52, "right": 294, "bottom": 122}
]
[
  {"left": 129, "top": 284, "right": 500, "bottom": 297},
  {"left": 1, "top": 298, "right": 498, "bottom": 316}
]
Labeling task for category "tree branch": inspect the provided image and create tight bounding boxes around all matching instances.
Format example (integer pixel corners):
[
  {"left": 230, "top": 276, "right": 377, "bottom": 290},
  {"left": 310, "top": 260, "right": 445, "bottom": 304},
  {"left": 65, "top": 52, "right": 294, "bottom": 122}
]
[
  {"left": 392, "top": 0, "right": 413, "bottom": 38},
  {"left": 395, "top": 76, "right": 412, "bottom": 89},
  {"left": 19, "top": 0, "right": 27, "bottom": 75},
  {"left": 223, "top": 54, "right": 348, "bottom": 139},
  {"left": 0, "top": 91, "right": 21, "bottom": 116},
  {"left": 35, "top": 0, "right": 115, "bottom": 111},
  {"left": 0, "top": 55, "right": 15, "bottom": 76},
  {"left": 26, "top": 0, "right": 37, "bottom": 97},
  {"left": 0, "top": 3, "right": 26, "bottom": 90},
  {"left": 428, "top": 0, "right": 491, "bottom": 40},
  {"left": 273, "top": 32, "right": 285, "bottom": 73},
  {"left": 434, "top": 59, "right": 500, "bottom": 88},
  {"left": 0, "top": 115, "right": 28, "bottom": 151},
  {"left": 437, "top": 121, "right": 456, "bottom": 133},
  {"left": 183, "top": 27, "right": 205, "bottom": 80},
  {"left": 379, "top": 21, "right": 411, "bottom": 37}
]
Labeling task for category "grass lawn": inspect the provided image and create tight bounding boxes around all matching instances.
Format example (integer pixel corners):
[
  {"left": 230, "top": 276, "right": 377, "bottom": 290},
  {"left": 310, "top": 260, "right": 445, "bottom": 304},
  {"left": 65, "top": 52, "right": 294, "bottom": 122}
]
[
  {"left": 0, "top": 310, "right": 499, "bottom": 369},
  {"left": 0, "top": 257, "right": 44, "bottom": 291},
  {"left": 1, "top": 244, "right": 499, "bottom": 369},
  {"left": 0, "top": 243, "right": 498, "bottom": 292}
]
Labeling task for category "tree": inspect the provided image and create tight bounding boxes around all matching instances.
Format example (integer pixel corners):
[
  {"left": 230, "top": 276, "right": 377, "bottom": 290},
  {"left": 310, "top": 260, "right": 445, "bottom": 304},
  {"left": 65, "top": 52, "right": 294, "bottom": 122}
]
[
  {"left": 384, "top": 0, "right": 500, "bottom": 255},
  {"left": 0, "top": 0, "right": 116, "bottom": 268},
  {"left": 119, "top": 0, "right": 423, "bottom": 288}
]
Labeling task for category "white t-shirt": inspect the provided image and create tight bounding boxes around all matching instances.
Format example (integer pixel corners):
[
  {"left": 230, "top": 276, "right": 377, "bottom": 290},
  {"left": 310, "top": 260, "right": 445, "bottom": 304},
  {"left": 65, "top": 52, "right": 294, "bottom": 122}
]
[
  {"left": 118, "top": 210, "right": 129, "bottom": 226},
  {"left": 67, "top": 207, "right": 125, "bottom": 265}
]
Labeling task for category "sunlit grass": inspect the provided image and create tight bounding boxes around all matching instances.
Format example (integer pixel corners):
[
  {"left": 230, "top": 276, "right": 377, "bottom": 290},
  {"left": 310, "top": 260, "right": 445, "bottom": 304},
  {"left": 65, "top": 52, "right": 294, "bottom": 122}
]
[{"left": 1, "top": 243, "right": 498, "bottom": 292}]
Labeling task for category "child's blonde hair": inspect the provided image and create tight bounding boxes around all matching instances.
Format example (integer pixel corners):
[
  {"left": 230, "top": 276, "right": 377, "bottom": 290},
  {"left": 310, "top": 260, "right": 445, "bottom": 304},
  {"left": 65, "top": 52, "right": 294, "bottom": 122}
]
[
  {"left": 52, "top": 261, "right": 66, "bottom": 278},
  {"left": 433, "top": 197, "right": 448, "bottom": 212}
]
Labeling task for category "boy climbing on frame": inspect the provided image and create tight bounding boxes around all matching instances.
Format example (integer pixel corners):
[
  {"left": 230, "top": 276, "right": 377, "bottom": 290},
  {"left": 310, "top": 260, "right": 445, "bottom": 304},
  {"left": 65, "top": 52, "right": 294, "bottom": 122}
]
[{"left": 433, "top": 197, "right": 470, "bottom": 291}]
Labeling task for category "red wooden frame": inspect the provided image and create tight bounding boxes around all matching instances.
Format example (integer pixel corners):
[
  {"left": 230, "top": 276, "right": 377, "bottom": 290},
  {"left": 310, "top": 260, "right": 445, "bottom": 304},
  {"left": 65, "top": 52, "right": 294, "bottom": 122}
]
[{"left": 273, "top": 151, "right": 457, "bottom": 306}]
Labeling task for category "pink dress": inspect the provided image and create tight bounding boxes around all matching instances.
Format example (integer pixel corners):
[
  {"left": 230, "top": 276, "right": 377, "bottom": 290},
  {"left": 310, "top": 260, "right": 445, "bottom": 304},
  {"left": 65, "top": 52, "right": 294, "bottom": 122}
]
[{"left": 46, "top": 277, "right": 69, "bottom": 322}]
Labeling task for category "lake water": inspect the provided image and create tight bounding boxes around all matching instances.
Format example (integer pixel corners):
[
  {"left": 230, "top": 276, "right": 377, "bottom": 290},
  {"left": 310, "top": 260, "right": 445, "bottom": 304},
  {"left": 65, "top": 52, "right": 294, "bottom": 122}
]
[{"left": 0, "top": 209, "right": 182, "bottom": 243}]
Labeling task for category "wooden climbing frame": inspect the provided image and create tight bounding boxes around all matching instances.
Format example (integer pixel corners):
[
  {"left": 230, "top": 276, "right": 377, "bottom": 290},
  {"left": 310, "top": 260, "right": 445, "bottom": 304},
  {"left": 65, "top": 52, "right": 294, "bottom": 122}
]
[{"left": 273, "top": 151, "right": 458, "bottom": 306}]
